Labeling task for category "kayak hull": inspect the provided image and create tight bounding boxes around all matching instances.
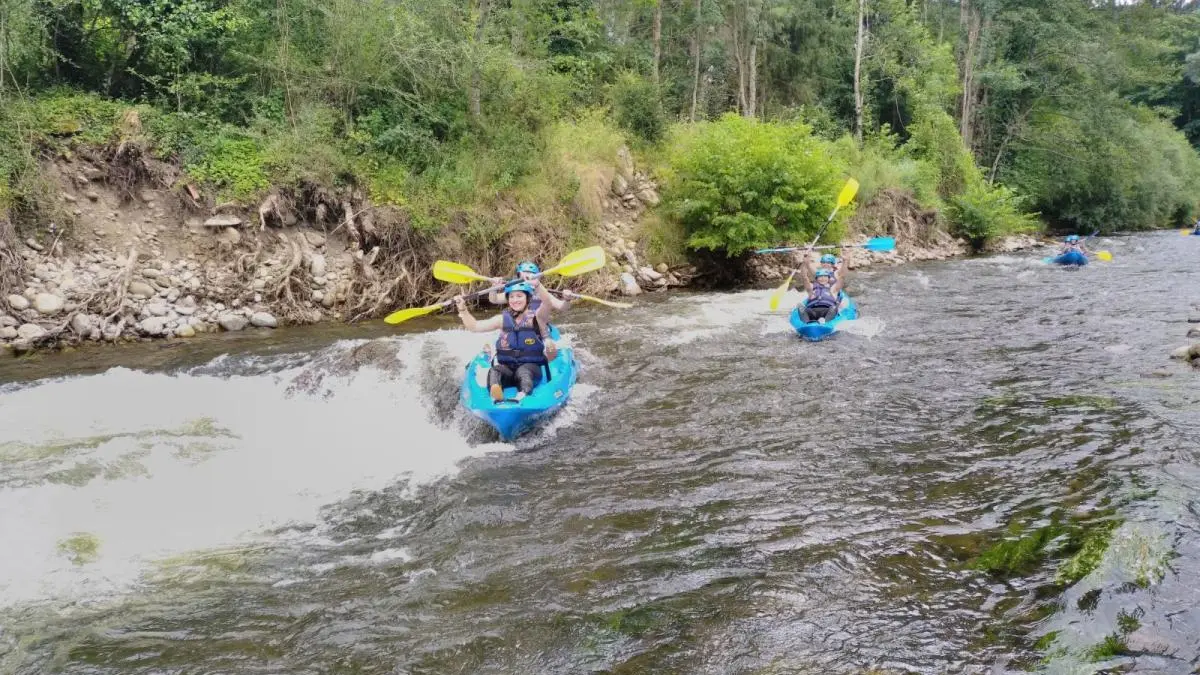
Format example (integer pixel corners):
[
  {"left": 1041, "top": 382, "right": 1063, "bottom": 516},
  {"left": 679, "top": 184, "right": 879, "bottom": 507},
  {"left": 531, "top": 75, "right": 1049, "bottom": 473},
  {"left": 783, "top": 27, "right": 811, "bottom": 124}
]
[
  {"left": 1049, "top": 249, "right": 1088, "bottom": 266},
  {"left": 789, "top": 294, "right": 859, "bottom": 342},
  {"left": 460, "top": 326, "right": 577, "bottom": 441}
]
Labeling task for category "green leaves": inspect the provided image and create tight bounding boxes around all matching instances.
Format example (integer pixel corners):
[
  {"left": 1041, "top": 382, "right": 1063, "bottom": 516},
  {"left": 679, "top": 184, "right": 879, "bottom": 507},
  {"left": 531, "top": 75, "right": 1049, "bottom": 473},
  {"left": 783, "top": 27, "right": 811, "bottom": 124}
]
[{"left": 664, "top": 113, "right": 846, "bottom": 256}]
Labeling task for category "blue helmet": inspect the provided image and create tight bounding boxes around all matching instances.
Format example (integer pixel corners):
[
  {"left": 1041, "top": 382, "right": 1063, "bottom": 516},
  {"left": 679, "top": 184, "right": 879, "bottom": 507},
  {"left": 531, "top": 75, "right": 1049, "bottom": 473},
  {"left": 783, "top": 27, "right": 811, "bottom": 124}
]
[
  {"left": 507, "top": 282, "right": 534, "bottom": 299},
  {"left": 515, "top": 261, "right": 540, "bottom": 275},
  {"left": 1065, "top": 235, "right": 1080, "bottom": 243},
  {"left": 815, "top": 268, "right": 833, "bottom": 280},
  {"left": 820, "top": 254, "right": 838, "bottom": 265}
]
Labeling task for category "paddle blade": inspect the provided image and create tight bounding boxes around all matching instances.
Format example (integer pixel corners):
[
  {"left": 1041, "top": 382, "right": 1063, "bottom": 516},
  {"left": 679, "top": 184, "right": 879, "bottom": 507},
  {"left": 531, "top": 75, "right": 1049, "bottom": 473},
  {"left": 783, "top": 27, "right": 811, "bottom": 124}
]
[
  {"left": 836, "top": 178, "right": 860, "bottom": 207},
  {"left": 1182, "top": 229, "right": 1193, "bottom": 236},
  {"left": 544, "top": 246, "right": 606, "bottom": 277},
  {"left": 433, "top": 260, "right": 490, "bottom": 285},
  {"left": 384, "top": 303, "right": 444, "bottom": 325},
  {"left": 1095, "top": 250, "right": 1112, "bottom": 261},
  {"left": 574, "top": 293, "right": 632, "bottom": 309},
  {"left": 862, "top": 236, "right": 896, "bottom": 252},
  {"left": 769, "top": 271, "right": 795, "bottom": 311}
]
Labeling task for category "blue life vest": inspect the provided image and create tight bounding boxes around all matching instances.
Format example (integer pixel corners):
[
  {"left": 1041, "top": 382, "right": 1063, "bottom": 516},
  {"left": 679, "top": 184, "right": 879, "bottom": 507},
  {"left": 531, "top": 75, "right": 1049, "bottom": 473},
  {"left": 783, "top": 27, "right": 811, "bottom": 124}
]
[
  {"left": 496, "top": 310, "right": 547, "bottom": 366},
  {"left": 807, "top": 284, "right": 839, "bottom": 309}
]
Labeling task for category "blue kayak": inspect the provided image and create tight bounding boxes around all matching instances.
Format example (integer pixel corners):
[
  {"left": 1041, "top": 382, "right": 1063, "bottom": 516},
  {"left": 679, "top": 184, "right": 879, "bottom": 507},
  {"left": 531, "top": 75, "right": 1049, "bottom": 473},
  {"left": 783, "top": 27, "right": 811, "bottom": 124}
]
[
  {"left": 1046, "top": 249, "right": 1088, "bottom": 266},
  {"left": 789, "top": 295, "right": 859, "bottom": 342},
  {"left": 459, "top": 326, "right": 578, "bottom": 441}
]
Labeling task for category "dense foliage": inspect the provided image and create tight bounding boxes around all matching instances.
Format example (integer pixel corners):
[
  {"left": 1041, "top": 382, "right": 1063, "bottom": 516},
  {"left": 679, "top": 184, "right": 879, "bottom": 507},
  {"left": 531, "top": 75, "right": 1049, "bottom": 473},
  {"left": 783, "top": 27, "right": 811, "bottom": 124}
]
[{"left": 1, "top": 0, "right": 1198, "bottom": 249}]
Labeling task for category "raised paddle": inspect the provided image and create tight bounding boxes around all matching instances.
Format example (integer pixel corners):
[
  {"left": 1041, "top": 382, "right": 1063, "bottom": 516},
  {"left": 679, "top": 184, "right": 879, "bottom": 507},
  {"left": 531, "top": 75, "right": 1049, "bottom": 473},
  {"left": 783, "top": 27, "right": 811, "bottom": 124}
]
[
  {"left": 551, "top": 290, "right": 633, "bottom": 309},
  {"left": 386, "top": 247, "right": 608, "bottom": 325},
  {"left": 755, "top": 236, "right": 894, "bottom": 255},
  {"left": 769, "top": 178, "right": 860, "bottom": 311}
]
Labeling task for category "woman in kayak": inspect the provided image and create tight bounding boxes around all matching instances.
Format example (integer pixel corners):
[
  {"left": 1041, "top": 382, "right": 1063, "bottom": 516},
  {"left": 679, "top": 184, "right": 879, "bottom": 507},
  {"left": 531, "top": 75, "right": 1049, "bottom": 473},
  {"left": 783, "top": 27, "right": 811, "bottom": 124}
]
[
  {"left": 798, "top": 267, "right": 845, "bottom": 323},
  {"left": 454, "top": 280, "right": 557, "bottom": 403},
  {"left": 488, "top": 261, "right": 578, "bottom": 312},
  {"left": 818, "top": 253, "right": 847, "bottom": 288},
  {"left": 1059, "top": 234, "right": 1089, "bottom": 256}
]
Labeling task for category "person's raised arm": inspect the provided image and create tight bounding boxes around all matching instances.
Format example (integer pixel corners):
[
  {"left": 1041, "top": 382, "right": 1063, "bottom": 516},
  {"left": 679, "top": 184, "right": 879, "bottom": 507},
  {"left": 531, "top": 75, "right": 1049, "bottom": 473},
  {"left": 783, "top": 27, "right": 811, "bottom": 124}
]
[{"left": 454, "top": 295, "right": 502, "bottom": 332}]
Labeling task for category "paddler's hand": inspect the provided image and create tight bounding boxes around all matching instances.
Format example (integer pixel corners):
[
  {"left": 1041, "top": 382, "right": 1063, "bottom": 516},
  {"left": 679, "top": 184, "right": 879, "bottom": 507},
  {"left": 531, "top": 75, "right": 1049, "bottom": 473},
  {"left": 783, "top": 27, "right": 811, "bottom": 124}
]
[
  {"left": 453, "top": 295, "right": 467, "bottom": 313},
  {"left": 561, "top": 290, "right": 579, "bottom": 301},
  {"left": 489, "top": 277, "right": 506, "bottom": 289},
  {"left": 543, "top": 338, "right": 558, "bottom": 361}
]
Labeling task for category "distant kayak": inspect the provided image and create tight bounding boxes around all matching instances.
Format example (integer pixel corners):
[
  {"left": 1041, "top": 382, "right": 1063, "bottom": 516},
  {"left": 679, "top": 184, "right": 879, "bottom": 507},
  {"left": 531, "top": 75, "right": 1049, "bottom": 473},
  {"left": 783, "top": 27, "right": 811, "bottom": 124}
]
[
  {"left": 789, "top": 295, "right": 859, "bottom": 342},
  {"left": 1046, "top": 249, "right": 1088, "bottom": 266},
  {"left": 460, "top": 326, "right": 578, "bottom": 441}
]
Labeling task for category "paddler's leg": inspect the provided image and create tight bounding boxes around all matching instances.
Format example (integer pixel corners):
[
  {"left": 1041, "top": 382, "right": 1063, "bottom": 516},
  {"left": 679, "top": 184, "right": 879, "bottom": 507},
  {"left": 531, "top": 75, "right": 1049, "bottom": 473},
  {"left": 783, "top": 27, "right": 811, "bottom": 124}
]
[
  {"left": 488, "top": 364, "right": 518, "bottom": 402},
  {"left": 512, "top": 363, "right": 543, "bottom": 401}
]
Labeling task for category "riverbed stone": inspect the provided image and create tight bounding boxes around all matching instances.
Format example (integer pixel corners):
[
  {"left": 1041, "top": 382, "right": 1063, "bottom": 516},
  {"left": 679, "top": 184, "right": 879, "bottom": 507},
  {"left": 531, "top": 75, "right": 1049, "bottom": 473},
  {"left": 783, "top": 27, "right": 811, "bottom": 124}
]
[
  {"left": 309, "top": 254, "right": 327, "bottom": 278},
  {"left": 6, "top": 294, "right": 29, "bottom": 311},
  {"left": 139, "top": 316, "right": 169, "bottom": 336},
  {"left": 32, "top": 293, "right": 65, "bottom": 316},
  {"left": 1188, "top": 326, "right": 1200, "bottom": 339},
  {"left": 619, "top": 272, "right": 642, "bottom": 296},
  {"left": 70, "top": 313, "right": 96, "bottom": 336},
  {"left": 129, "top": 281, "right": 155, "bottom": 299},
  {"left": 250, "top": 311, "right": 278, "bottom": 328},
  {"left": 218, "top": 314, "right": 248, "bottom": 332},
  {"left": 204, "top": 215, "right": 243, "bottom": 228},
  {"left": 0, "top": 314, "right": 16, "bottom": 328},
  {"left": 0, "top": 326, "right": 17, "bottom": 340},
  {"left": 175, "top": 323, "right": 196, "bottom": 338},
  {"left": 145, "top": 301, "right": 170, "bottom": 317},
  {"left": 1189, "top": 314, "right": 1200, "bottom": 323},
  {"left": 16, "top": 323, "right": 46, "bottom": 340}
]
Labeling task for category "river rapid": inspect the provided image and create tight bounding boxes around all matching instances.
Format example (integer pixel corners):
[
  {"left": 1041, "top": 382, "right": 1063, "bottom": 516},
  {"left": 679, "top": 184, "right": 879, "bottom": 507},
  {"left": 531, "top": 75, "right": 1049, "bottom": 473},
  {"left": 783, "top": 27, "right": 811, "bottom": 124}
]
[{"left": 1, "top": 232, "right": 1198, "bottom": 674}]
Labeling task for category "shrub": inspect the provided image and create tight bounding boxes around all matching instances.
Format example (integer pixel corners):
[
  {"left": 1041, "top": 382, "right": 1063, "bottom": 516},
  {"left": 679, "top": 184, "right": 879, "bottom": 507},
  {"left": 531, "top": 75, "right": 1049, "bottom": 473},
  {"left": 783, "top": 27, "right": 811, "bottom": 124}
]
[
  {"left": 663, "top": 114, "right": 847, "bottom": 256},
  {"left": 610, "top": 72, "right": 667, "bottom": 143}
]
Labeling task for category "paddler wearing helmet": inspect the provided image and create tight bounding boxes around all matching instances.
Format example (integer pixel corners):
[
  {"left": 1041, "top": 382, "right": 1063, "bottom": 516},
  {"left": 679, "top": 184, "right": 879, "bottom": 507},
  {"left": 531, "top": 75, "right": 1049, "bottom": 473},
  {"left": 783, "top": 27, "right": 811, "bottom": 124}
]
[
  {"left": 798, "top": 254, "right": 846, "bottom": 323},
  {"left": 1060, "top": 234, "right": 1089, "bottom": 256},
  {"left": 488, "top": 260, "right": 578, "bottom": 313},
  {"left": 454, "top": 278, "right": 557, "bottom": 403}
]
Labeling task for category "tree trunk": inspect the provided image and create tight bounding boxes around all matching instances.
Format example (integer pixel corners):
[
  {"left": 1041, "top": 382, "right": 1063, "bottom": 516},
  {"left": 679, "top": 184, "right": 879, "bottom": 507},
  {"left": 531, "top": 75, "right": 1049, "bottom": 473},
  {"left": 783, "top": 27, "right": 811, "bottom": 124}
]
[
  {"left": 853, "top": 0, "right": 867, "bottom": 144},
  {"left": 747, "top": 41, "right": 757, "bottom": 117},
  {"left": 469, "top": 0, "right": 491, "bottom": 123},
  {"left": 652, "top": 0, "right": 662, "bottom": 85},
  {"left": 959, "top": 5, "right": 981, "bottom": 150},
  {"left": 690, "top": 0, "right": 702, "bottom": 121}
]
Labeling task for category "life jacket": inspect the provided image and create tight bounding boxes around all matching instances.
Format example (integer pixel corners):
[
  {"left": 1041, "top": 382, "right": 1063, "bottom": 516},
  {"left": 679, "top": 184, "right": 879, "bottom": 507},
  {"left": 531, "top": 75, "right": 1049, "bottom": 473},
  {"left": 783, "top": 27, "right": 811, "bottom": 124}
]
[
  {"left": 496, "top": 310, "right": 547, "bottom": 366},
  {"left": 527, "top": 295, "right": 542, "bottom": 312},
  {"left": 807, "top": 284, "right": 839, "bottom": 309}
]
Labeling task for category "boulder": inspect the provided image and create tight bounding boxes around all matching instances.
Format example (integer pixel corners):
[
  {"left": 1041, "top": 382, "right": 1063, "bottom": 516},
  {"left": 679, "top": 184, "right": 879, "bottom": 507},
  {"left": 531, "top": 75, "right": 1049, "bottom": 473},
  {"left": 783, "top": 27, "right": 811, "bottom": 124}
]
[
  {"left": 16, "top": 323, "right": 47, "bottom": 340},
  {"left": 129, "top": 281, "right": 156, "bottom": 299},
  {"left": 6, "top": 294, "right": 30, "bottom": 311},
  {"left": 611, "top": 173, "right": 630, "bottom": 197},
  {"left": 175, "top": 324, "right": 196, "bottom": 338},
  {"left": 309, "top": 254, "right": 327, "bottom": 278},
  {"left": 138, "top": 316, "right": 169, "bottom": 336},
  {"left": 218, "top": 314, "right": 249, "bottom": 332},
  {"left": 1170, "top": 344, "right": 1195, "bottom": 360},
  {"left": 619, "top": 272, "right": 642, "bottom": 297},
  {"left": 250, "top": 311, "right": 278, "bottom": 328},
  {"left": 638, "top": 266, "right": 664, "bottom": 283},
  {"left": 636, "top": 187, "right": 660, "bottom": 206},
  {"left": 70, "top": 313, "right": 96, "bottom": 336},
  {"left": 204, "top": 215, "right": 244, "bottom": 228},
  {"left": 0, "top": 326, "right": 17, "bottom": 340},
  {"left": 0, "top": 314, "right": 17, "bottom": 328},
  {"left": 33, "top": 293, "right": 65, "bottom": 316}
]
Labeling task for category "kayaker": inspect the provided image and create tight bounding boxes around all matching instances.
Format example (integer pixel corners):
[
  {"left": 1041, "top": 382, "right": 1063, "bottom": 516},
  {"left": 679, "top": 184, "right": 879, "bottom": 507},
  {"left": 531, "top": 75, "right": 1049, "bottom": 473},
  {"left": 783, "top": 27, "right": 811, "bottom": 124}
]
[
  {"left": 818, "top": 252, "right": 847, "bottom": 287},
  {"left": 1059, "top": 234, "right": 1088, "bottom": 256},
  {"left": 1192, "top": 218, "right": 1200, "bottom": 235},
  {"left": 454, "top": 280, "right": 556, "bottom": 403},
  {"left": 488, "top": 261, "right": 578, "bottom": 312},
  {"left": 798, "top": 268, "right": 845, "bottom": 323}
]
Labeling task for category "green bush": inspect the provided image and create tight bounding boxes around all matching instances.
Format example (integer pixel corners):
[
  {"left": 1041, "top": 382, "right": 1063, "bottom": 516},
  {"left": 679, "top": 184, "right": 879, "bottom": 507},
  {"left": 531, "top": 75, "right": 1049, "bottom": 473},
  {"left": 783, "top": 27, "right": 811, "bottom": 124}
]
[
  {"left": 663, "top": 114, "right": 848, "bottom": 256},
  {"left": 947, "top": 182, "right": 1039, "bottom": 248},
  {"left": 610, "top": 72, "right": 667, "bottom": 143},
  {"left": 185, "top": 134, "right": 269, "bottom": 201}
]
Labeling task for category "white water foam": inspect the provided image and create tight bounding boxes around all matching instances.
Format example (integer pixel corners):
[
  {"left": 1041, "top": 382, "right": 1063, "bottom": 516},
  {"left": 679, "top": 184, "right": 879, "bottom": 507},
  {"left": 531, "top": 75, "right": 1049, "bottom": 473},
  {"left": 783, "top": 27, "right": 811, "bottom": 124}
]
[{"left": 0, "top": 328, "right": 534, "bottom": 609}]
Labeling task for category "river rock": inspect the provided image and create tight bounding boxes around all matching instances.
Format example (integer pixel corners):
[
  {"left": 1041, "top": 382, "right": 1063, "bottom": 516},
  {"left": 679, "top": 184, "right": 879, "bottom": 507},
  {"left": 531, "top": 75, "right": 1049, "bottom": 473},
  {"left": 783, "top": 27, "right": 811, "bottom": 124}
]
[
  {"left": 303, "top": 231, "right": 326, "bottom": 248},
  {"left": 129, "top": 281, "right": 155, "bottom": 299},
  {"left": 70, "top": 313, "right": 96, "bottom": 336},
  {"left": 1188, "top": 326, "right": 1200, "bottom": 338},
  {"left": 142, "top": 268, "right": 161, "bottom": 279},
  {"left": 636, "top": 187, "right": 660, "bottom": 206},
  {"left": 218, "top": 314, "right": 248, "bottom": 332},
  {"left": 1170, "top": 344, "right": 1198, "bottom": 360},
  {"left": 139, "top": 316, "right": 169, "bottom": 336},
  {"left": 250, "top": 311, "right": 278, "bottom": 328},
  {"left": 312, "top": 290, "right": 324, "bottom": 303},
  {"left": 204, "top": 215, "right": 243, "bottom": 228},
  {"left": 611, "top": 173, "right": 630, "bottom": 196},
  {"left": 655, "top": 262, "right": 670, "bottom": 275},
  {"left": 1189, "top": 314, "right": 1200, "bottom": 323},
  {"left": 619, "top": 273, "right": 642, "bottom": 296},
  {"left": 638, "top": 266, "right": 663, "bottom": 283},
  {"left": 0, "top": 315, "right": 16, "bottom": 328},
  {"left": 145, "top": 301, "right": 170, "bottom": 317},
  {"left": 33, "top": 293, "right": 65, "bottom": 316},
  {"left": 309, "top": 254, "right": 327, "bottom": 278},
  {"left": 175, "top": 324, "right": 196, "bottom": 338},
  {"left": 0, "top": 326, "right": 17, "bottom": 340},
  {"left": 6, "top": 294, "right": 29, "bottom": 311},
  {"left": 17, "top": 323, "right": 46, "bottom": 340}
]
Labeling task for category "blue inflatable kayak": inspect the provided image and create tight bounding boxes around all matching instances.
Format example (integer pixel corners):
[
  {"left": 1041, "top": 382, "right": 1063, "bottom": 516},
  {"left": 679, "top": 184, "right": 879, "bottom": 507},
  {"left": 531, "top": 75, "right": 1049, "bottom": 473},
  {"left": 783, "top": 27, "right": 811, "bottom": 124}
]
[
  {"left": 789, "top": 295, "right": 859, "bottom": 342},
  {"left": 1046, "top": 249, "right": 1088, "bottom": 266},
  {"left": 459, "top": 326, "right": 578, "bottom": 441}
]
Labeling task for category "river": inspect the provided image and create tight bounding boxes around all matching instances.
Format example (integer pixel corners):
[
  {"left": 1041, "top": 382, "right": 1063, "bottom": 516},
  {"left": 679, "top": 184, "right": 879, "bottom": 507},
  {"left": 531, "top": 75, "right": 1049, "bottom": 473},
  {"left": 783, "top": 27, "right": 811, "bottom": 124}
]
[{"left": 1, "top": 232, "right": 1198, "bottom": 674}]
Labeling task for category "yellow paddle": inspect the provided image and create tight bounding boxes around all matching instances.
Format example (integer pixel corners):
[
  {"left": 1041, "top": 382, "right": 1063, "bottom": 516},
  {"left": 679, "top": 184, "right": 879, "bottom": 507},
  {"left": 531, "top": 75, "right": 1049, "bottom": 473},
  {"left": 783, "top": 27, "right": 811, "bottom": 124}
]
[
  {"left": 554, "top": 290, "right": 632, "bottom": 309},
  {"left": 1095, "top": 250, "right": 1112, "bottom": 261},
  {"left": 385, "top": 246, "right": 608, "bottom": 325},
  {"left": 769, "top": 178, "right": 859, "bottom": 311},
  {"left": 432, "top": 260, "right": 492, "bottom": 285}
]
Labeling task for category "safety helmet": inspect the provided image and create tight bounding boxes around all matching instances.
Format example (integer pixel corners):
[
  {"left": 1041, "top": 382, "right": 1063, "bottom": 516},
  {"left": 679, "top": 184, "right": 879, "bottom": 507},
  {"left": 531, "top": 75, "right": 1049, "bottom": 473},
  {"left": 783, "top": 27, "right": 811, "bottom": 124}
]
[
  {"left": 515, "top": 261, "right": 540, "bottom": 275},
  {"left": 1065, "top": 235, "right": 1080, "bottom": 243},
  {"left": 507, "top": 282, "right": 534, "bottom": 299},
  {"left": 815, "top": 268, "right": 833, "bottom": 280},
  {"left": 820, "top": 254, "right": 837, "bottom": 265}
]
